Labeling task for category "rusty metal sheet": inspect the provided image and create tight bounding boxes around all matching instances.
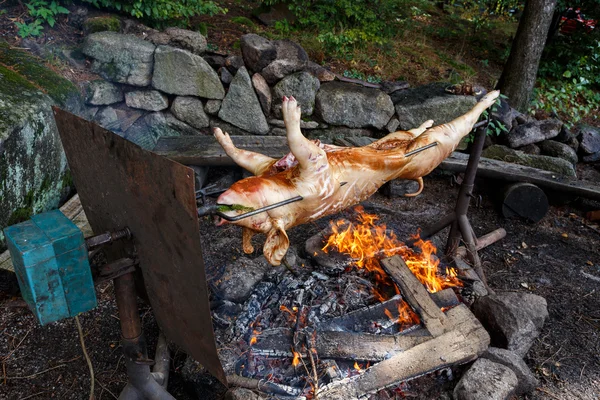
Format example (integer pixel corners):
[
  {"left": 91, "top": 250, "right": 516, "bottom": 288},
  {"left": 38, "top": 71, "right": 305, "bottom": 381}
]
[{"left": 52, "top": 108, "right": 226, "bottom": 384}]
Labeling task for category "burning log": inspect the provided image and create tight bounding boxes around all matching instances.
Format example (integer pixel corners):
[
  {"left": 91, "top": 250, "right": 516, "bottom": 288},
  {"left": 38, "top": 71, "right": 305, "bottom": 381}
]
[
  {"left": 251, "top": 289, "right": 460, "bottom": 362},
  {"left": 380, "top": 256, "right": 450, "bottom": 337},
  {"left": 318, "top": 289, "right": 459, "bottom": 333},
  {"left": 316, "top": 304, "right": 490, "bottom": 400}
]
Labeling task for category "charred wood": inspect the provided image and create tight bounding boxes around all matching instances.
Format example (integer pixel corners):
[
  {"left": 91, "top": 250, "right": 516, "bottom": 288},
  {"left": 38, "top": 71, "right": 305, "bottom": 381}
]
[
  {"left": 316, "top": 305, "right": 490, "bottom": 400},
  {"left": 380, "top": 256, "right": 449, "bottom": 337}
]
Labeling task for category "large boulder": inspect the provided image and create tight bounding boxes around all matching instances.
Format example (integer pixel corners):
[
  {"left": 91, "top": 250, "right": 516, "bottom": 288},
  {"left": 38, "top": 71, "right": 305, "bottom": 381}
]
[
  {"left": 482, "top": 145, "right": 576, "bottom": 177},
  {"left": 506, "top": 119, "right": 562, "bottom": 148},
  {"left": 152, "top": 45, "right": 225, "bottom": 99},
  {"left": 124, "top": 90, "right": 169, "bottom": 111},
  {"left": 240, "top": 34, "right": 277, "bottom": 72},
  {"left": 392, "top": 82, "right": 477, "bottom": 130},
  {"left": 123, "top": 111, "right": 200, "bottom": 150},
  {"left": 218, "top": 67, "right": 269, "bottom": 135},
  {"left": 316, "top": 82, "right": 394, "bottom": 130},
  {"left": 472, "top": 292, "right": 548, "bottom": 357},
  {"left": 164, "top": 27, "right": 207, "bottom": 55},
  {"left": 0, "top": 56, "right": 81, "bottom": 247},
  {"left": 481, "top": 347, "right": 538, "bottom": 395},
  {"left": 272, "top": 71, "right": 320, "bottom": 118},
  {"left": 171, "top": 96, "right": 210, "bottom": 129},
  {"left": 252, "top": 73, "right": 272, "bottom": 116},
  {"left": 83, "top": 31, "right": 155, "bottom": 86},
  {"left": 575, "top": 124, "right": 600, "bottom": 155},
  {"left": 85, "top": 80, "right": 124, "bottom": 105},
  {"left": 453, "top": 358, "right": 518, "bottom": 400},
  {"left": 538, "top": 140, "right": 578, "bottom": 165},
  {"left": 261, "top": 39, "right": 309, "bottom": 84}
]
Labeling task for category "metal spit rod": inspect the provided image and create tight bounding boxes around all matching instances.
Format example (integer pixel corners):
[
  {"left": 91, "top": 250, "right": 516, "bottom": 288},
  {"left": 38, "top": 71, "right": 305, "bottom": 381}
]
[{"left": 198, "top": 141, "right": 439, "bottom": 221}]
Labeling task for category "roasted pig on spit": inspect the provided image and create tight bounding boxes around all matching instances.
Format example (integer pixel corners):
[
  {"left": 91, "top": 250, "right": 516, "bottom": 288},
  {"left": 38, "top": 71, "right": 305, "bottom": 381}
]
[{"left": 214, "top": 91, "right": 500, "bottom": 265}]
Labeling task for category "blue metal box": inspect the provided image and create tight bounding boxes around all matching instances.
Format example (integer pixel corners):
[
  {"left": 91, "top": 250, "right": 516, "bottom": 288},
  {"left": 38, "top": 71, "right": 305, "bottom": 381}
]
[{"left": 3, "top": 210, "right": 96, "bottom": 325}]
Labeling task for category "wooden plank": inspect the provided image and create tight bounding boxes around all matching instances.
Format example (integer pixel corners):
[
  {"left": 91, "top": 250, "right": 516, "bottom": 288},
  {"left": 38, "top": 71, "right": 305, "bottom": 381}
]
[
  {"left": 440, "top": 153, "right": 600, "bottom": 201},
  {"left": 152, "top": 135, "right": 290, "bottom": 166},
  {"left": 380, "top": 256, "right": 449, "bottom": 337},
  {"left": 0, "top": 195, "right": 91, "bottom": 272},
  {"left": 317, "top": 304, "right": 490, "bottom": 400}
]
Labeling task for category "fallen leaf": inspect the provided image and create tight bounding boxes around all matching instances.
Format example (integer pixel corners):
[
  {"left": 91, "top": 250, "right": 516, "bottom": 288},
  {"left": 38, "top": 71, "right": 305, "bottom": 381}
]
[
  {"left": 521, "top": 242, "right": 528, "bottom": 249},
  {"left": 561, "top": 233, "right": 568, "bottom": 238},
  {"left": 520, "top": 282, "right": 529, "bottom": 289},
  {"left": 587, "top": 261, "right": 594, "bottom": 266}
]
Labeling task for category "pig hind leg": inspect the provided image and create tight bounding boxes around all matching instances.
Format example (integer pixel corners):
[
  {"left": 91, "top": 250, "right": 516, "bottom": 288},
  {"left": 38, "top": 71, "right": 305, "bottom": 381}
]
[
  {"left": 214, "top": 127, "right": 276, "bottom": 176},
  {"left": 282, "top": 96, "right": 328, "bottom": 173}
]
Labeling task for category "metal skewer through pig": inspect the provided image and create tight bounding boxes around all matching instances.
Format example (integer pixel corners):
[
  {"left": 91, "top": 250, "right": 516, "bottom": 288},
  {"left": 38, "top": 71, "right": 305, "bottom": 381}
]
[{"left": 214, "top": 90, "right": 501, "bottom": 265}]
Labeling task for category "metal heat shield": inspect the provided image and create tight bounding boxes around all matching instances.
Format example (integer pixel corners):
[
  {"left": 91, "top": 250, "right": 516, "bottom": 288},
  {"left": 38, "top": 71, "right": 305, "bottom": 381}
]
[{"left": 52, "top": 108, "right": 226, "bottom": 384}]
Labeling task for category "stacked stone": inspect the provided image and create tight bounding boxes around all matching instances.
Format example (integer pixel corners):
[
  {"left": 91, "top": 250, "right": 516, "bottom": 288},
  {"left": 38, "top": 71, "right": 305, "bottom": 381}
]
[{"left": 81, "top": 30, "right": 484, "bottom": 153}]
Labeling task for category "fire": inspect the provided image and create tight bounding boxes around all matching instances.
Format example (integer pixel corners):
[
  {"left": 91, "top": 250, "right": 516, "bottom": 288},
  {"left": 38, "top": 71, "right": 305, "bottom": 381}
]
[
  {"left": 292, "top": 349, "right": 301, "bottom": 367},
  {"left": 353, "top": 361, "right": 362, "bottom": 372},
  {"left": 322, "top": 206, "right": 462, "bottom": 321}
]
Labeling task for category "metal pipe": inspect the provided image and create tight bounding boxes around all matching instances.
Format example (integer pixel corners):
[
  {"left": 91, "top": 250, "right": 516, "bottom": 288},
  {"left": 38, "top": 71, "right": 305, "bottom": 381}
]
[
  {"left": 153, "top": 331, "right": 170, "bottom": 389},
  {"left": 404, "top": 142, "right": 438, "bottom": 157},
  {"left": 114, "top": 272, "right": 142, "bottom": 340}
]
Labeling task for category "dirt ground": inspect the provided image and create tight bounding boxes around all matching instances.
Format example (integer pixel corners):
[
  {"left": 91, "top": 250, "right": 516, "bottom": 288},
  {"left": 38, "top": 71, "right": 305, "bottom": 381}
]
[{"left": 1, "top": 170, "right": 599, "bottom": 400}]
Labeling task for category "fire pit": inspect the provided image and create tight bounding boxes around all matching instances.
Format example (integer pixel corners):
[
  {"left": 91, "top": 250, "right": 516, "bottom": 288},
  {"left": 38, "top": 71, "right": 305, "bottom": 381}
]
[{"left": 204, "top": 206, "right": 491, "bottom": 400}]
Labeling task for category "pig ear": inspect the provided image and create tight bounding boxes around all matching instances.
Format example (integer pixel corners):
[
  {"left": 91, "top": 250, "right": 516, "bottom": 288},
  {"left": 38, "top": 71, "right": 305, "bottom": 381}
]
[{"left": 263, "top": 223, "right": 290, "bottom": 266}]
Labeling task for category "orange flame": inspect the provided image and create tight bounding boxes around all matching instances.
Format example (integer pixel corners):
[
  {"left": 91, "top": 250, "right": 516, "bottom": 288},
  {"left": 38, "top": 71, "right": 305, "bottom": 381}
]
[
  {"left": 322, "top": 207, "right": 461, "bottom": 324},
  {"left": 353, "top": 361, "right": 362, "bottom": 372},
  {"left": 249, "top": 329, "right": 260, "bottom": 345},
  {"left": 292, "top": 349, "right": 301, "bottom": 367}
]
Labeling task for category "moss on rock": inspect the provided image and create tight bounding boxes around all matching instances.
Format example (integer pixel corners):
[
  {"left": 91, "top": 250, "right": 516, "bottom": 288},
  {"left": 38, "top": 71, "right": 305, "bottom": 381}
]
[
  {"left": 83, "top": 16, "right": 121, "bottom": 34},
  {"left": 0, "top": 41, "right": 80, "bottom": 108},
  {"left": 482, "top": 145, "right": 576, "bottom": 177}
]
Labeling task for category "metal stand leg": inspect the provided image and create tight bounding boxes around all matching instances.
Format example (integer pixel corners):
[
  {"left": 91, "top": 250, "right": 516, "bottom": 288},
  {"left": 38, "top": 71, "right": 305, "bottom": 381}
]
[
  {"left": 114, "top": 273, "right": 176, "bottom": 400},
  {"left": 419, "top": 127, "right": 497, "bottom": 291}
]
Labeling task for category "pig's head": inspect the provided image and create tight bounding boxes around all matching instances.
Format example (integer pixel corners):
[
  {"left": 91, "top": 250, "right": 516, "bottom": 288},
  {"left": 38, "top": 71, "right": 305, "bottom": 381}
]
[{"left": 216, "top": 176, "right": 291, "bottom": 266}]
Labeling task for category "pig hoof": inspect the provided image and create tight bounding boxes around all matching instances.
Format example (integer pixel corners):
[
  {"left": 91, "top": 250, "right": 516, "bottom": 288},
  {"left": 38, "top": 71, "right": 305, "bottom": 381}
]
[{"left": 282, "top": 95, "right": 301, "bottom": 124}]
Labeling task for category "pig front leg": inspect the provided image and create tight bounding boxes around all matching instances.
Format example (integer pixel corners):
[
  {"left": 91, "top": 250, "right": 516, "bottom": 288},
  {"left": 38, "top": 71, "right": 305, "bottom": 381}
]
[
  {"left": 214, "top": 127, "right": 277, "bottom": 176},
  {"left": 408, "top": 119, "right": 434, "bottom": 137},
  {"left": 242, "top": 227, "right": 255, "bottom": 254}
]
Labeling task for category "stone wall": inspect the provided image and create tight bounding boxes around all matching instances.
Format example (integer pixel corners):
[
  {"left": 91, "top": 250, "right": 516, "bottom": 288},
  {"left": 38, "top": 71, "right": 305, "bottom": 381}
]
[{"left": 80, "top": 30, "right": 478, "bottom": 150}]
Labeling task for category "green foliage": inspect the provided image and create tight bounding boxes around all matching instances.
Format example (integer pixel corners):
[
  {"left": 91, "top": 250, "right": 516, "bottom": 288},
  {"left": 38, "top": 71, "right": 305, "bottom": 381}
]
[
  {"left": 16, "top": 0, "right": 69, "bottom": 38},
  {"left": 534, "top": 27, "right": 600, "bottom": 126},
  {"left": 82, "top": 0, "right": 225, "bottom": 26},
  {"left": 342, "top": 69, "right": 382, "bottom": 83},
  {"left": 230, "top": 16, "right": 255, "bottom": 27},
  {"left": 260, "top": 0, "right": 415, "bottom": 55},
  {"left": 531, "top": 78, "right": 600, "bottom": 127},
  {"left": 16, "top": 20, "right": 44, "bottom": 38}
]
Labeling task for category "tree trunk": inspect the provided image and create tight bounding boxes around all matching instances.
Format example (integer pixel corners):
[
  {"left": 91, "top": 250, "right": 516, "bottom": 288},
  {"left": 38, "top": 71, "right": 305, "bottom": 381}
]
[{"left": 496, "top": 0, "right": 557, "bottom": 112}]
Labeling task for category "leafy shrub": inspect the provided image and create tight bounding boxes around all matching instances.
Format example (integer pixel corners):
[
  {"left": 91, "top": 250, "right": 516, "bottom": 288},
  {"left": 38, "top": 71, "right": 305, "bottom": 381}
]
[
  {"left": 16, "top": 0, "right": 69, "bottom": 38},
  {"left": 534, "top": 29, "right": 600, "bottom": 126},
  {"left": 82, "top": 0, "right": 225, "bottom": 26},
  {"left": 531, "top": 78, "right": 600, "bottom": 127},
  {"left": 260, "top": 0, "right": 413, "bottom": 54}
]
